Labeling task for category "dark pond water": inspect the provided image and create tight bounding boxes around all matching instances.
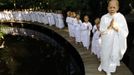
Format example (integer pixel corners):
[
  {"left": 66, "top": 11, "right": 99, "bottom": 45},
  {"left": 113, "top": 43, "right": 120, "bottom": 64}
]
[
  {"left": 0, "top": 34, "right": 69, "bottom": 75},
  {"left": 0, "top": 22, "right": 85, "bottom": 75}
]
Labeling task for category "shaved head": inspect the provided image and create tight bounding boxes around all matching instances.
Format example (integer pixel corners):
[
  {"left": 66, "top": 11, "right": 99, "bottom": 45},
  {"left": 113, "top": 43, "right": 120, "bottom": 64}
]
[
  {"left": 108, "top": 0, "right": 119, "bottom": 8},
  {"left": 108, "top": 0, "right": 119, "bottom": 15}
]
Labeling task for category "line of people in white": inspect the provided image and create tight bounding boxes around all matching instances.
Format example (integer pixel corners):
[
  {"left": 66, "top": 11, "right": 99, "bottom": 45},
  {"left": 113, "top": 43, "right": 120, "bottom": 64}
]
[
  {"left": 66, "top": 11, "right": 101, "bottom": 59},
  {"left": 0, "top": 10, "right": 64, "bottom": 29},
  {"left": 0, "top": 9, "right": 101, "bottom": 59}
]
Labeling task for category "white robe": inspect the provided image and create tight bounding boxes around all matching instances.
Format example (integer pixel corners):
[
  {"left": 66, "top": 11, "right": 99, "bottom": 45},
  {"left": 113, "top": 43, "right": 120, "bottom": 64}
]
[
  {"left": 91, "top": 27, "right": 101, "bottom": 59},
  {"left": 99, "top": 13, "right": 129, "bottom": 73},
  {"left": 47, "top": 13, "right": 55, "bottom": 26},
  {"left": 81, "top": 22, "right": 92, "bottom": 50},
  {"left": 43, "top": 12, "right": 49, "bottom": 25},
  {"left": 92, "top": 25, "right": 97, "bottom": 34},
  {"left": 57, "top": 14, "right": 64, "bottom": 29},
  {"left": 54, "top": 14, "right": 59, "bottom": 28},
  {"left": 66, "top": 16, "right": 72, "bottom": 37},
  {"left": 68, "top": 17, "right": 75, "bottom": 37},
  {"left": 73, "top": 19, "right": 82, "bottom": 43},
  {"left": 50, "top": 13, "right": 55, "bottom": 25}
]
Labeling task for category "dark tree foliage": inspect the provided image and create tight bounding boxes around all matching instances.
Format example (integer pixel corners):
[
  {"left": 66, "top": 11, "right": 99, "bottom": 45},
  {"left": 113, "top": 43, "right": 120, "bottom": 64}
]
[{"left": 0, "top": 0, "right": 132, "bottom": 22}]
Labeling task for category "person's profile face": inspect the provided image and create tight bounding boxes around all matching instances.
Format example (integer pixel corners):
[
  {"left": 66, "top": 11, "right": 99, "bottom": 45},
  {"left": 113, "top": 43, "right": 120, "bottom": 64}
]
[{"left": 108, "top": 1, "right": 119, "bottom": 15}]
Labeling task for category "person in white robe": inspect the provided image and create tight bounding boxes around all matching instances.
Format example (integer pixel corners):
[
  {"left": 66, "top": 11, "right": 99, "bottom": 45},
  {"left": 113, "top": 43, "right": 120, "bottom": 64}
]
[
  {"left": 50, "top": 12, "right": 55, "bottom": 26},
  {"left": 39, "top": 11, "right": 43, "bottom": 23},
  {"left": 30, "top": 11, "right": 35, "bottom": 22},
  {"left": 92, "top": 24, "right": 97, "bottom": 34},
  {"left": 69, "top": 12, "right": 77, "bottom": 42},
  {"left": 66, "top": 11, "right": 72, "bottom": 37},
  {"left": 81, "top": 15, "right": 92, "bottom": 50},
  {"left": 42, "top": 11, "right": 49, "bottom": 25},
  {"left": 73, "top": 14, "right": 82, "bottom": 44},
  {"left": 57, "top": 11, "right": 64, "bottom": 29},
  {"left": 54, "top": 12, "right": 59, "bottom": 28},
  {"left": 98, "top": 0, "right": 129, "bottom": 75},
  {"left": 91, "top": 18, "right": 101, "bottom": 59},
  {"left": 38, "top": 11, "right": 42, "bottom": 23},
  {"left": 47, "top": 12, "right": 52, "bottom": 26}
]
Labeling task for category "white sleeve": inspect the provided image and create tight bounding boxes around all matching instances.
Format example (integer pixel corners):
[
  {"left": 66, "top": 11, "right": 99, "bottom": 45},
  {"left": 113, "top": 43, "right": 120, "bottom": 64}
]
[
  {"left": 99, "top": 16, "right": 110, "bottom": 35},
  {"left": 117, "top": 14, "right": 129, "bottom": 58}
]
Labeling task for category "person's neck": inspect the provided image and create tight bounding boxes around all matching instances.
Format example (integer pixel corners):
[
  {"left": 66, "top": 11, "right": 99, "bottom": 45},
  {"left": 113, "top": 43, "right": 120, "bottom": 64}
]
[
  {"left": 85, "top": 21, "right": 89, "bottom": 23},
  {"left": 77, "top": 19, "right": 80, "bottom": 20},
  {"left": 109, "top": 12, "right": 117, "bottom": 16}
]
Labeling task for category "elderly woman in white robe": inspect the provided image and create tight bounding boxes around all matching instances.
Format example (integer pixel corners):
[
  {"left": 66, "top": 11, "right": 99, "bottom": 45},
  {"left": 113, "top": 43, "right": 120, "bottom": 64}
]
[{"left": 98, "top": 0, "right": 129, "bottom": 75}]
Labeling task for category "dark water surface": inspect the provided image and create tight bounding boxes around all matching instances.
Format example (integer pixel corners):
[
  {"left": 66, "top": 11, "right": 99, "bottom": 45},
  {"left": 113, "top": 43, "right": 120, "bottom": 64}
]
[
  {"left": 0, "top": 35, "right": 68, "bottom": 75},
  {"left": 0, "top": 22, "right": 85, "bottom": 75}
]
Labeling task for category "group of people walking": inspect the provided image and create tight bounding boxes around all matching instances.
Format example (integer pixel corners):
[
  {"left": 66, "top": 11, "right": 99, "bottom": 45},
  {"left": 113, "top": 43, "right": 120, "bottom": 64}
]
[
  {"left": 66, "top": 11, "right": 93, "bottom": 51},
  {"left": 0, "top": 0, "right": 129, "bottom": 75},
  {"left": 66, "top": 11, "right": 101, "bottom": 59},
  {"left": 66, "top": 0, "right": 128, "bottom": 75},
  {"left": 0, "top": 9, "right": 65, "bottom": 29}
]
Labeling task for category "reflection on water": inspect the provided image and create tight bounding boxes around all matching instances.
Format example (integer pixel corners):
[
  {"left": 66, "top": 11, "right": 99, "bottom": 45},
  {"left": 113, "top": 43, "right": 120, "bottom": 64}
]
[
  {"left": 0, "top": 34, "right": 68, "bottom": 75},
  {"left": 0, "top": 22, "right": 85, "bottom": 75}
]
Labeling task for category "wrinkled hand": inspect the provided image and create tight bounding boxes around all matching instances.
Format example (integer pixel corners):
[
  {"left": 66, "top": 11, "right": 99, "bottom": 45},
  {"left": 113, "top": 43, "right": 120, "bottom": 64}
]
[
  {"left": 108, "top": 19, "right": 114, "bottom": 29},
  {"left": 107, "top": 19, "right": 119, "bottom": 32},
  {"left": 112, "top": 24, "right": 119, "bottom": 32}
]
